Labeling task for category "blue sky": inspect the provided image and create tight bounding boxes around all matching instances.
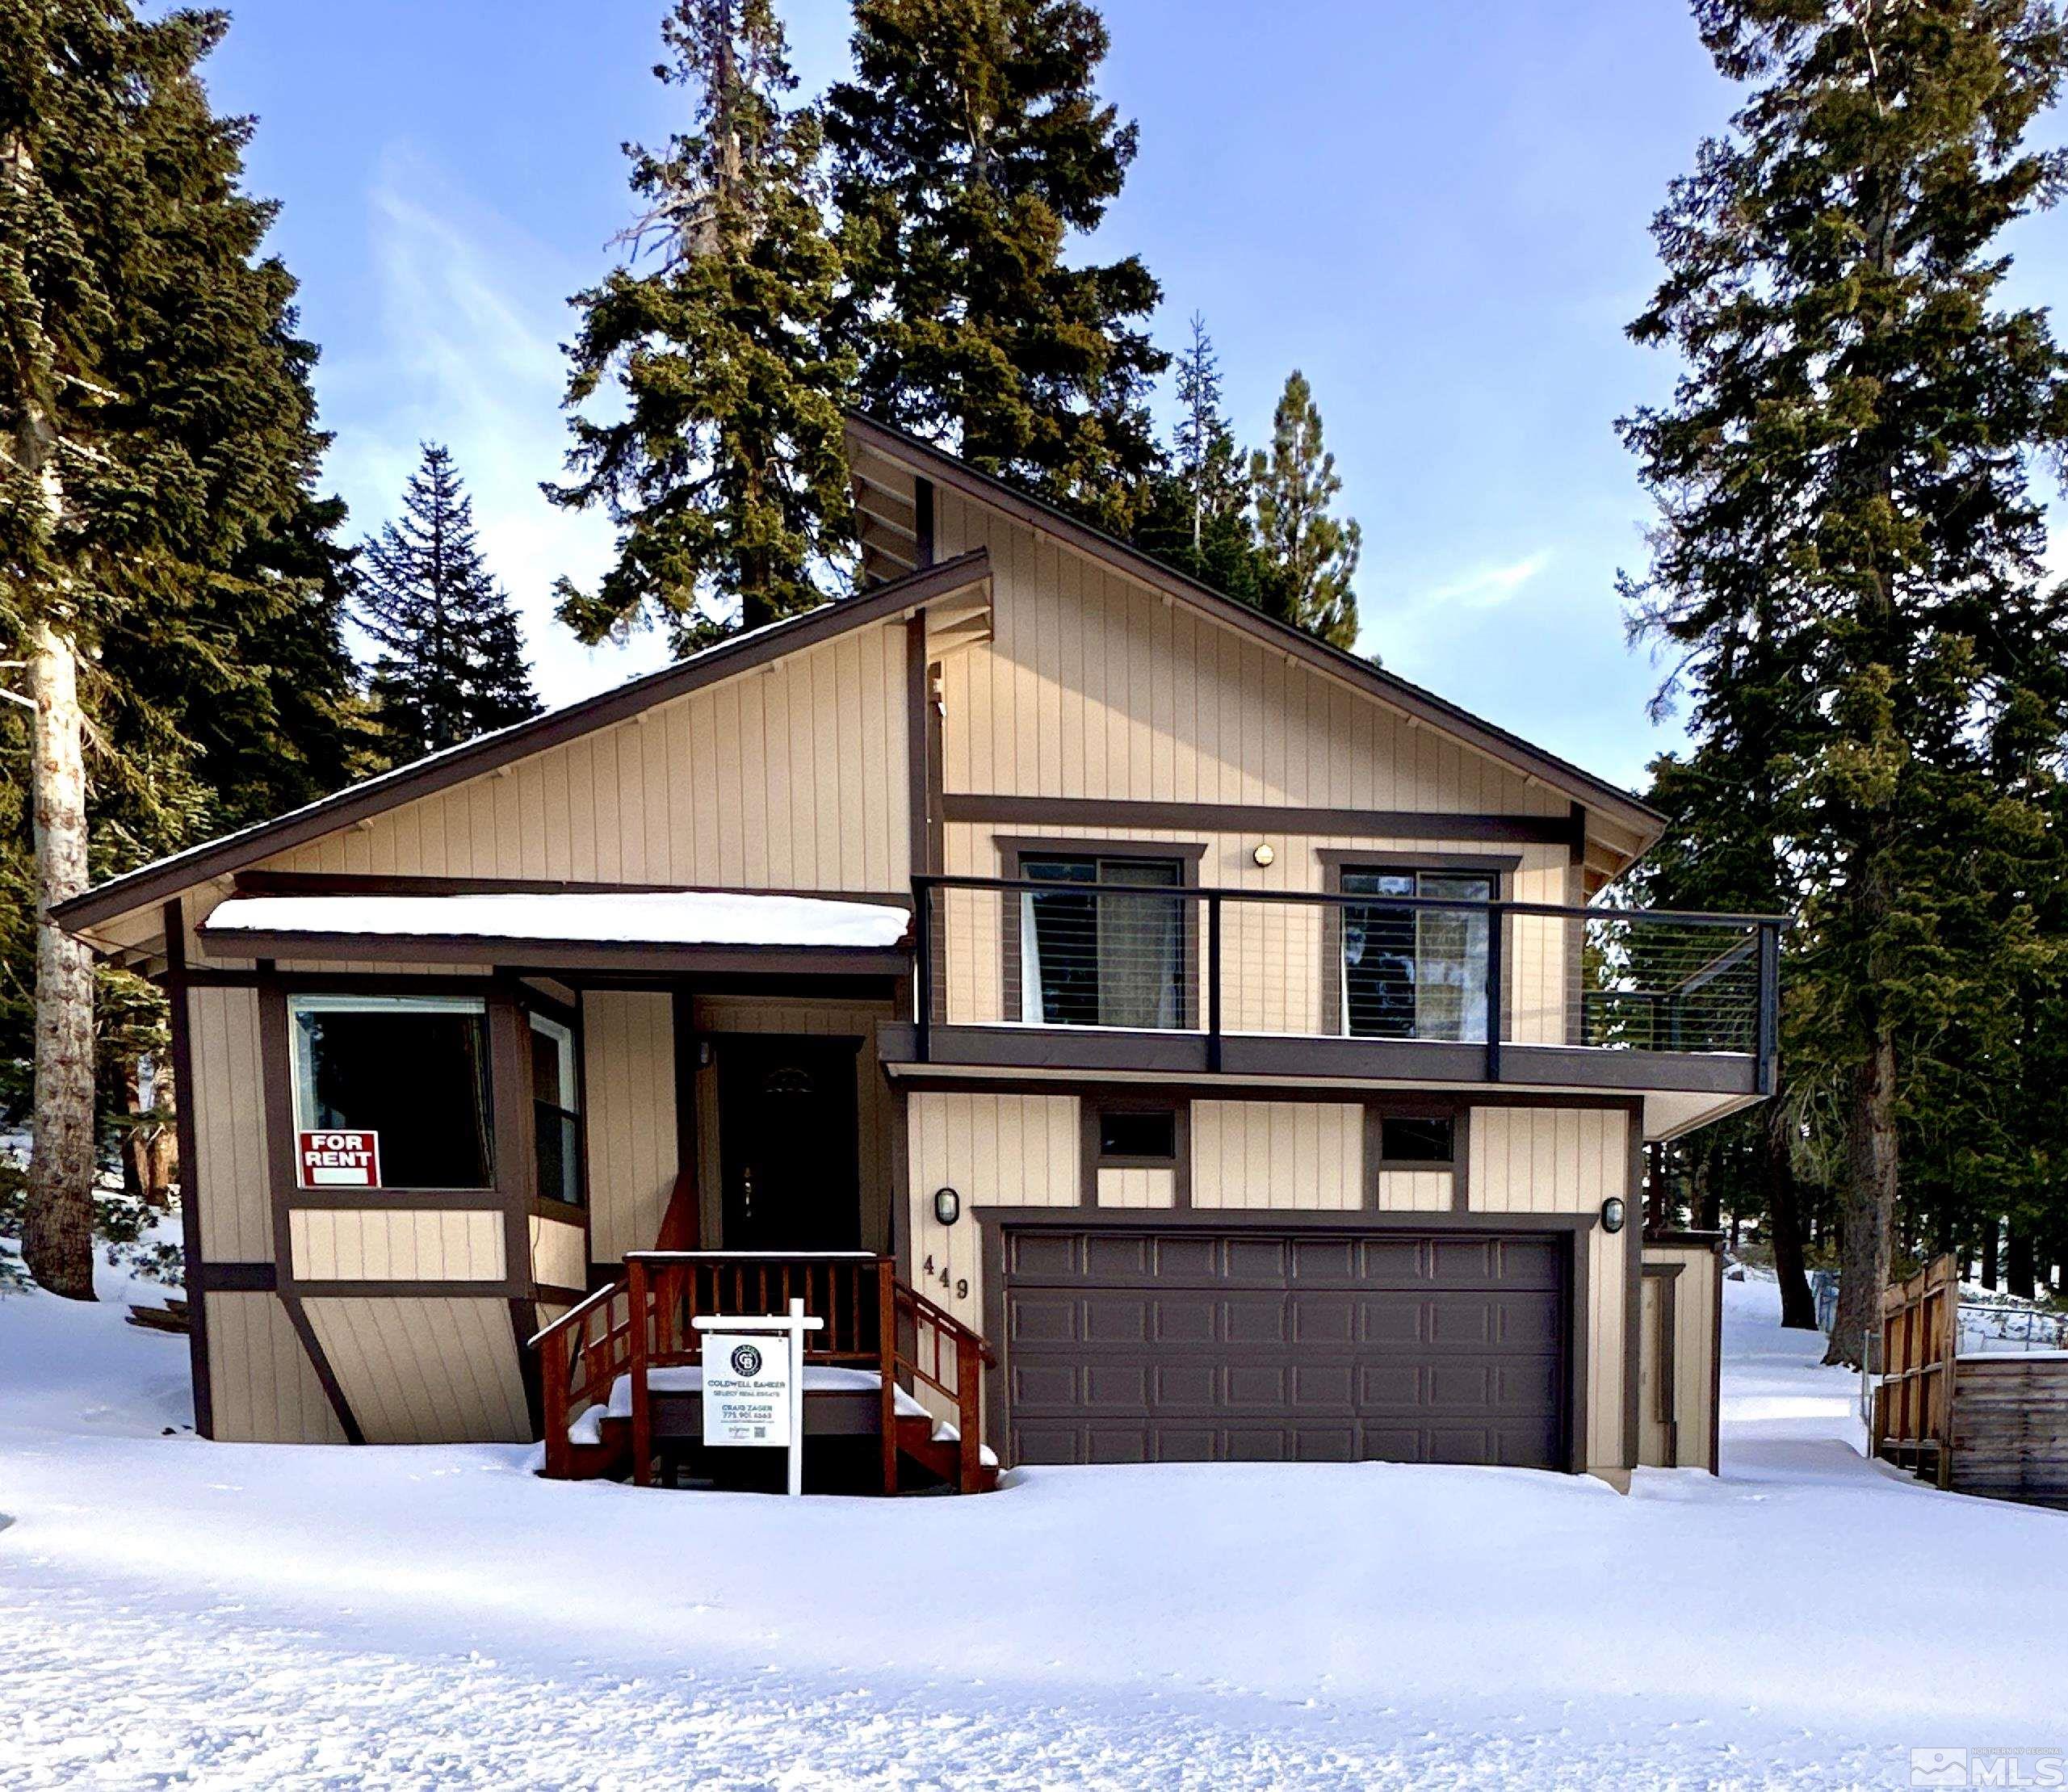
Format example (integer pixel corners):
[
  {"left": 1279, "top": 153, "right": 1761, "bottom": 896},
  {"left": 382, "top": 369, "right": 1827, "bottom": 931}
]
[{"left": 201, "top": 2, "right": 2067, "bottom": 795}]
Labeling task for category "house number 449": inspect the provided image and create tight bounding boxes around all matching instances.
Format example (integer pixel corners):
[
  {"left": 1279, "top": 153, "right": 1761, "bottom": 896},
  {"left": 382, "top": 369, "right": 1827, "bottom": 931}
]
[{"left": 921, "top": 1256, "right": 970, "bottom": 1301}]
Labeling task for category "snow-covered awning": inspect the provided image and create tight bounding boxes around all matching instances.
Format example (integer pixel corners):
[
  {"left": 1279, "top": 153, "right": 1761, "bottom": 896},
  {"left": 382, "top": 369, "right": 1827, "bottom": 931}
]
[{"left": 197, "top": 889, "right": 912, "bottom": 970}]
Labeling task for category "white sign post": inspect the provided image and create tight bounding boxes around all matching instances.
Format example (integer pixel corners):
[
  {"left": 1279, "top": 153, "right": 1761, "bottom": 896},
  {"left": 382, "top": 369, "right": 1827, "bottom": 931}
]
[{"left": 692, "top": 1298, "right": 823, "bottom": 1497}]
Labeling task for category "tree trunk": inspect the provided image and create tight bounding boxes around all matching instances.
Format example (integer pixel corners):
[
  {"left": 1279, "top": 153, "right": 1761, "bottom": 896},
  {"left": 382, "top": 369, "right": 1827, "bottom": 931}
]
[
  {"left": 1761, "top": 1098, "right": 1816, "bottom": 1329},
  {"left": 118, "top": 1054, "right": 176, "bottom": 1210},
  {"left": 1824, "top": 1030, "right": 1898, "bottom": 1367},
  {"left": 2007, "top": 1227, "right": 2037, "bottom": 1301},
  {"left": 1692, "top": 1139, "right": 1720, "bottom": 1233},
  {"left": 1981, "top": 1220, "right": 1999, "bottom": 1290},
  {"left": 22, "top": 622, "right": 99, "bottom": 1299}
]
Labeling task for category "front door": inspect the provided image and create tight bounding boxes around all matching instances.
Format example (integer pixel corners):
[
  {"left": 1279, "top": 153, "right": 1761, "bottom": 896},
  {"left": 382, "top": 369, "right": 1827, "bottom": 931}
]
[{"left": 717, "top": 1037, "right": 862, "bottom": 1251}]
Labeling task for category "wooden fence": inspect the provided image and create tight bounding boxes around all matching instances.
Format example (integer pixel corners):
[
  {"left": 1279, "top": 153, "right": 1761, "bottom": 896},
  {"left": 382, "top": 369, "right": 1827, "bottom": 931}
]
[{"left": 1871, "top": 1253, "right": 1959, "bottom": 1490}]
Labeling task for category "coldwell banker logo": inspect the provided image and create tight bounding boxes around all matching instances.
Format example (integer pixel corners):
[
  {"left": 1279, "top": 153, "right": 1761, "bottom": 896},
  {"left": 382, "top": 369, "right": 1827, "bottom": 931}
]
[
  {"left": 730, "top": 1343, "right": 763, "bottom": 1378},
  {"left": 1914, "top": 1748, "right": 2068, "bottom": 1786}
]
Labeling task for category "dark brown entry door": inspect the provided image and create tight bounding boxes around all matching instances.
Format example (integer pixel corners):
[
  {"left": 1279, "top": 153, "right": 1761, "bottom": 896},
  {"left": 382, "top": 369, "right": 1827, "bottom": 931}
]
[
  {"left": 717, "top": 1038, "right": 861, "bottom": 1251},
  {"left": 1001, "top": 1227, "right": 1570, "bottom": 1469}
]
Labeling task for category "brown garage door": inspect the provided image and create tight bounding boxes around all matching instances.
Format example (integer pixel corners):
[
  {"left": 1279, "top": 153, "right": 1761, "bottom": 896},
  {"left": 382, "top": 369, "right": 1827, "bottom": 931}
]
[{"left": 1001, "top": 1226, "right": 1571, "bottom": 1468}]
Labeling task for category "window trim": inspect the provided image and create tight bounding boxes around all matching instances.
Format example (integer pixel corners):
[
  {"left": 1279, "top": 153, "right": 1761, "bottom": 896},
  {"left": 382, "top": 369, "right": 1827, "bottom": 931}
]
[
  {"left": 1317, "top": 850, "right": 1520, "bottom": 1042},
  {"left": 996, "top": 836, "right": 1208, "bottom": 1028},
  {"left": 287, "top": 993, "right": 496, "bottom": 1193},
  {"left": 1080, "top": 1094, "right": 1191, "bottom": 1209},
  {"left": 1361, "top": 1097, "right": 1470, "bottom": 1212}
]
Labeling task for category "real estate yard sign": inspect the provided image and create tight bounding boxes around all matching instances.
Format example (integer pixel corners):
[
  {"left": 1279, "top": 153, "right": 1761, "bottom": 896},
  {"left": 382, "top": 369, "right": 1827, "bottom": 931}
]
[
  {"left": 700, "top": 1333, "right": 792, "bottom": 1446},
  {"left": 298, "top": 1130, "right": 380, "bottom": 1189},
  {"left": 693, "top": 1299, "right": 823, "bottom": 1496}
]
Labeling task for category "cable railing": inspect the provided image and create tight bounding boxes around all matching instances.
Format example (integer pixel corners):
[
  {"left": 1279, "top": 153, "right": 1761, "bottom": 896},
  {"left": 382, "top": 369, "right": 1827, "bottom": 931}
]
[{"left": 911, "top": 874, "right": 1783, "bottom": 1084}]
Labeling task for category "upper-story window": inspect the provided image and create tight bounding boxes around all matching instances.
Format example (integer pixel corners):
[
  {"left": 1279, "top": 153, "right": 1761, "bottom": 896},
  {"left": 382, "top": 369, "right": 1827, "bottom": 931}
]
[
  {"left": 1340, "top": 869, "right": 1495, "bottom": 1043},
  {"left": 1021, "top": 854, "right": 1187, "bottom": 1029},
  {"left": 289, "top": 994, "right": 493, "bottom": 1190}
]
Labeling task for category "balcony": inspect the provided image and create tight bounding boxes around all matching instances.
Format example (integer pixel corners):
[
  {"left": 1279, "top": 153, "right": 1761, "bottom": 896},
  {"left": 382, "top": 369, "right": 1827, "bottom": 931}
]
[{"left": 885, "top": 875, "right": 1783, "bottom": 1102}]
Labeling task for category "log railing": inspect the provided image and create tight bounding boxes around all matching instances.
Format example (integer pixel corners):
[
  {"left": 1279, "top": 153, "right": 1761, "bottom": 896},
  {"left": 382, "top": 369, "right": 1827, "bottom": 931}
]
[{"left": 1872, "top": 1253, "right": 1960, "bottom": 1490}]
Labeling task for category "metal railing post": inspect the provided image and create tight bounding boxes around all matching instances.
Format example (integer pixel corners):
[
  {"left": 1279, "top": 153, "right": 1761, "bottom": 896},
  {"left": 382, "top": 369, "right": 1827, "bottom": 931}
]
[
  {"left": 1484, "top": 901, "right": 1504, "bottom": 1082},
  {"left": 1206, "top": 892, "right": 1223, "bottom": 1073},
  {"left": 1755, "top": 920, "right": 1779, "bottom": 1093},
  {"left": 913, "top": 879, "right": 933, "bottom": 1064}
]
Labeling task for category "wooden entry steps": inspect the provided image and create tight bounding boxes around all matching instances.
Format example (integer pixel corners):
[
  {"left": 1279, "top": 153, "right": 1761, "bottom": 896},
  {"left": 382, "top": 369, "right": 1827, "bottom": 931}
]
[{"left": 532, "top": 1250, "right": 998, "bottom": 1495}]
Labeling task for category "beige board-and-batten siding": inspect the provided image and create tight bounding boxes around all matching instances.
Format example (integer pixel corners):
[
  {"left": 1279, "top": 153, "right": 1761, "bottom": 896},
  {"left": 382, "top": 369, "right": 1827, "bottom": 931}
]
[
  {"left": 581, "top": 991, "right": 679, "bottom": 1269},
  {"left": 186, "top": 984, "right": 271, "bottom": 1262},
  {"left": 300, "top": 1297, "right": 531, "bottom": 1445},
  {"left": 1639, "top": 1239, "right": 1721, "bottom": 1473},
  {"left": 205, "top": 1290, "right": 347, "bottom": 1445},
  {"left": 904, "top": 1090, "right": 1633, "bottom": 1472},
  {"left": 935, "top": 823, "right": 1576, "bottom": 1044},
  {"left": 287, "top": 1207, "right": 506, "bottom": 1282},
  {"left": 249, "top": 622, "right": 912, "bottom": 892}
]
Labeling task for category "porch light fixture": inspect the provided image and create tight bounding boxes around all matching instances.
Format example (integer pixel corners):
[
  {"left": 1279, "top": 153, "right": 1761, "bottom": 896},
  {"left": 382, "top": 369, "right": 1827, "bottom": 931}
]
[
  {"left": 933, "top": 1186, "right": 962, "bottom": 1227},
  {"left": 1252, "top": 842, "right": 1276, "bottom": 867},
  {"left": 1601, "top": 1196, "right": 1626, "bottom": 1235}
]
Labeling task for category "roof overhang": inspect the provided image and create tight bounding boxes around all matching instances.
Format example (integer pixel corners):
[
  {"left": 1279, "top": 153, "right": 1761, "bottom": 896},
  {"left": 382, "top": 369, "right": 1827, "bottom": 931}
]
[{"left": 54, "top": 550, "right": 992, "bottom": 946}]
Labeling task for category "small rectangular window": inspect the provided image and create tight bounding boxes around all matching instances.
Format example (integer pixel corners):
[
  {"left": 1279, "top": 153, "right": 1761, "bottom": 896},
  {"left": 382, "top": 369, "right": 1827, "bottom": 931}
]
[
  {"left": 1098, "top": 1108, "right": 1177, "bottom": 1161},
  {"left": 290, "top": 995, "right": 493, "bottom": 1190},
  {"left": 1379, "top": 1115, "right": 1454, "bottom": 1165}
]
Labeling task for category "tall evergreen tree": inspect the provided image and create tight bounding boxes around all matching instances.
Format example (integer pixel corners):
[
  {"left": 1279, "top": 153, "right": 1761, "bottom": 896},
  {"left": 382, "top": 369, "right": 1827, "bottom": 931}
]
[
  {"left": 549, "top": 0, "right": 853, "bottom": 651},
  {"left": 825, "top": 0, "right": 1165, "bottom": 534},
  {"left": 1130, "top": 315, "right": 1269, "bottom": 605},
  {"left": 1252, "top": 371, "right": 1362, "bottom": 652},
  {"left": 2, "top": 2, "right": 361, "bottom": 1295},
  {"left": 359, "top": 444, "right": 537, "bottom": 760},
  {"left": 1619, "top": 0, "right": 2068, "bottom": 1365}
]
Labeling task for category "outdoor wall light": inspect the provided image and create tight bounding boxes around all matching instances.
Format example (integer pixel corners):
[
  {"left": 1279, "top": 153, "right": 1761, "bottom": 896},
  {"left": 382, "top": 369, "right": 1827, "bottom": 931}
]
[
  {"left": 1252, "top": 841, "right": 1276, "bottom": 867},
  {"left": 933, "top": 1186, "right": 962, "bottom": 1227},
  {"left": 1601, "top": 1196, "right": 1627, "bottom": 1235}
]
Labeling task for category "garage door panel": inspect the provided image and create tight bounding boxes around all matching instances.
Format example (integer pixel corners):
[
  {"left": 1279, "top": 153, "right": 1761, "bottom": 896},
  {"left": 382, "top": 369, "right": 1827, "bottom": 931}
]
[
  {"left": 1003, "top": 1226, "right": 1569, "bottom": 1471},
  {"left": 1221, "top": 1292, "right": 1286, "bottom": 1344}
]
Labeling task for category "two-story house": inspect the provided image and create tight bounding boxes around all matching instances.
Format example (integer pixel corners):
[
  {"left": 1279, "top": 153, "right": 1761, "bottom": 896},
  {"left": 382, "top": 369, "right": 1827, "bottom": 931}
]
[{"left": 54, "top": 417, "right": 1774, "bottom": 1493}]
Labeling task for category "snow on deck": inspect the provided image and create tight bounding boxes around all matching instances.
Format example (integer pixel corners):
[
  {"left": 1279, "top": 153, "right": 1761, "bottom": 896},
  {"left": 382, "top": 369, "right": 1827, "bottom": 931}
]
[
  {"left": 2, "top": 1263, "right": 2064, "bottom": 1787},
  {"left": 203, "top": 888, "right": 911, "bottom": 950}
]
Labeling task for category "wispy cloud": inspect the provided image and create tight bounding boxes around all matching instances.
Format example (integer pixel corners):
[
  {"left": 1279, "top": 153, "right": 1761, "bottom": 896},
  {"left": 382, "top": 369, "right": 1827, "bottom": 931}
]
[
  {"left": 1409, "top": 550, "right": 1554, "bottom": 614},
  {"left": 325, "top": 145, "right": 669, "bottom": 709}
]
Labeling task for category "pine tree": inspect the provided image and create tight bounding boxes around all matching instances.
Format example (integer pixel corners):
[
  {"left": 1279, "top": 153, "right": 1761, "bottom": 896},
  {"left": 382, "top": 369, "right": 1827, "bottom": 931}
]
[
  {"left": 549, "top": 0, "right": 853, "bottom": 651},
  {"left": 1619, "top": 0, "right": 2068, "bottom": 1366},
  {"left": 2, "top": 3, "right": 363, "bottom": 1296},
  {"left": 825, "top": 0, "right": 1166, "bottom": 534},
  {"left": 1130, "top": 315, "right": 1271, "bottom": 605},
  {"left": 359, "top": 445, "right": 537, "bottom": 760},
  {"left": 1252, "top": 371, "right": 1362, "bottom": 652}
]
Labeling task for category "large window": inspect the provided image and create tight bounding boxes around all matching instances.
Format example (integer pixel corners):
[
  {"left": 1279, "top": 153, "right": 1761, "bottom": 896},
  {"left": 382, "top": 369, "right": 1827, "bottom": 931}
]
[
  {"left": 1021, "top": 854, "right": 1187, "bottom": 1029},
  {"left": 530, "top": 1012, "right": 583, "bottom": 1207},
  {"left": 290, "top": 995, "right": 493, "bottom": 1190},
  {"left": 1340, "top": 869, "right": 1495, "bottom": 1042}
]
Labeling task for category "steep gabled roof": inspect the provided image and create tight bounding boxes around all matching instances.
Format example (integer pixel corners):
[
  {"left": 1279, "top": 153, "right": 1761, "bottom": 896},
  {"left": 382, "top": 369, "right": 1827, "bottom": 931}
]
[
  {"left": 845, "top": 413, "right": 1665, "bottom": 843},
  {"left": 53, "top": 549, "right": 992, "bottom": 938}
]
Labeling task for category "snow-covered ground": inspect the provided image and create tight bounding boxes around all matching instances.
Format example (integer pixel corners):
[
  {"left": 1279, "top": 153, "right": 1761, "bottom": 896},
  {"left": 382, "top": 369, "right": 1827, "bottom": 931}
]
[{"left": 2, "top": 1264, "right": 2063, "bottom": 1789}]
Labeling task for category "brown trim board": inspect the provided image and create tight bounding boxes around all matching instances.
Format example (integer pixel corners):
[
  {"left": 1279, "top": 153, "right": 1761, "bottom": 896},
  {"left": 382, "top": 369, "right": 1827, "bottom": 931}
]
[
  {"left": 944, "top": 795, "right": 1588, "bottom": 846},
  {"left": 1623, "top": 1112, "right": 1645, "bottom": 1471},
  {"left": 1080, "top": 1094, "right": 1193, "bottom": 1211},
  {"left": 846, "top": 413, "right": 1662, "bottom": 841},
  {"left": 163, "top": 899, "right": 214, "bottom": 1438},
  {"left": 57, "top": 550, "right": 992, "bottom": 938}
]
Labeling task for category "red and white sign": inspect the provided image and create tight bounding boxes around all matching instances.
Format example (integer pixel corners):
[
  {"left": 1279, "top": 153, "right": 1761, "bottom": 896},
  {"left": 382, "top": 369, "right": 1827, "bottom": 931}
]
[{"left": 298, "top": 1130, "right": 380, "bottom": 1189}]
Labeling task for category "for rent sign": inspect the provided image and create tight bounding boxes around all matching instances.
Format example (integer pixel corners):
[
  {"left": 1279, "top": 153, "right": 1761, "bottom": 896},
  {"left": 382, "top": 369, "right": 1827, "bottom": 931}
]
[{"left": 297, "top": 1130, "right": 380, "bottom": 1189}]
